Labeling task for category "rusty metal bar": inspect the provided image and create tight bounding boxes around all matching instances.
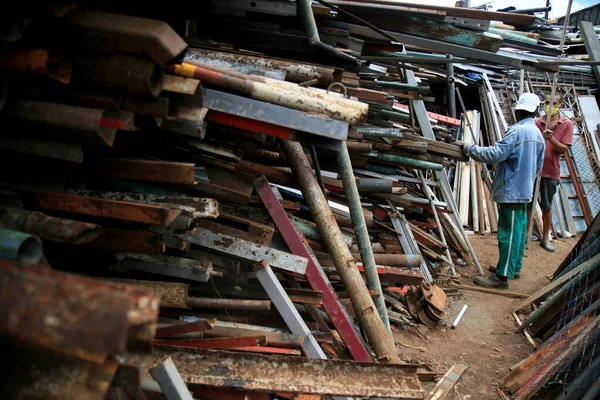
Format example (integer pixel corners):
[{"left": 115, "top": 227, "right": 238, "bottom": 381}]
[
  {"left": 23, "top": 191, "right": 181, "bottom": 226},
  {"left": 80, "top": 54, "right": 163, "bottom": 97},
  {"left": 64, "top": 9, "right": 187, "bottom": 65},
  {"left": 281, "top": 141, "right": 400, "bottom": 363},
  {"left": 0, "top": 263, "right": 159, "bottom": 364},
  {"left": 109, "top": 254, "right": 217, "bottom": 283},
  {"left": 0, "top": 137, "right": 83, "bottom": 163},
  {"left": 6, "top": 101, "right": 118, "bottom": 147},
  {"left": 183, "top": 227, "right": 308, "bottom": 274},
  {"left": 154, "top": 347, "right": 423, "bottom": 398},
  {"left": 154, "top": 336, "right": 265, "bottom": 350},
  {"left": 0, "top": 228, "right": 42, "bottom": 264},
  {"left": 87, "top": 159, "right": 196, "bottom": 185},
  {"left": 186, "top": 297, "right": 271, "bottom": 311},
  {"left": 0, "top": 207, "right": 102, "bottom": 245}
]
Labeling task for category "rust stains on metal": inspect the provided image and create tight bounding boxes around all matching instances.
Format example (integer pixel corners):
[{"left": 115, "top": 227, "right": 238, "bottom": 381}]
[
  {"left": 6, "top": 101, "right": 118, "bottom": 147},
  {"left": 108, "top": 278, "right": 191, "bottom": 310},
  {"left": 64, "top": 9, "right": 187, "bottom": 66},
  {"left": 0, "top": 262, "right": 159, "bottom": 364},
  {"left": 154, "top": 348, "right": 423, "bottom": 398},
  {"left": 22, "top": 191, "right": 181, "bottom": 226},
  {"left": 79, "top": 54, "right": 164, "bottom": 97},
  {"left": 0, "top": 207, "right": 102, "bottom": 245}
]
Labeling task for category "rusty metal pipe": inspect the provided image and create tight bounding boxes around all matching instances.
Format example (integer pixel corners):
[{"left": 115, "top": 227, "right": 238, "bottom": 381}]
[
  {"left": 80, "top": 54, "right": 164, "bottom": 97},
  {"left": 187, "top": 297, "right": 271, "bottom": 311},
  {"left": 352, "top": 253, "right": 423, "bottom": 268},
  {"left": 0, "top": 207, "right": 102, "bottom": 245},
  {"left": 282, "top": 140, "right": 400, "bottom": 363},
  {"left": 0, "top": 229, "right": 42, "bottom": 265},
  {"left": 184, "top": 60, "right": 368, "bottom": 117},
  {"left": 174, "top": 64, "right": 363, "bottom": 125}
]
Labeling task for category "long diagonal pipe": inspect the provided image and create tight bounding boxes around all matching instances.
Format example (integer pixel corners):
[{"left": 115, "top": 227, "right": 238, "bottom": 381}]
[{"left": 282, "top": 140, "right": 400, "bottom": 363}]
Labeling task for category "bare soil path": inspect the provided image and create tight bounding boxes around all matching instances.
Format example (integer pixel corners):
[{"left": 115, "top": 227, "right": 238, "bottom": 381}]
[{"left": 394, "top": 234, "right": 577, "bottom": 399}]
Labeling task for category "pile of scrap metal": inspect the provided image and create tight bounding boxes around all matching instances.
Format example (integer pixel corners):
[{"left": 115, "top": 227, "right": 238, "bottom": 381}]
[
  {"left": 0, "top": 1, "right": 590, "bottom": 399},
  {"left": 498, "top": 214, "right": 600, "bottom": 399}
]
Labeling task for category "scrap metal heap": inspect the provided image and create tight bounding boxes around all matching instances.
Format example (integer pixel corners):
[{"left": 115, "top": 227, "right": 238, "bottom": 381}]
[{"left": 0, "top": 2, "right": 596, "bottom": 399}]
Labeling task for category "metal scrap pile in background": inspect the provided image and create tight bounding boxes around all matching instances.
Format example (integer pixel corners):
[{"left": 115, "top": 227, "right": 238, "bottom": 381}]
[{"left": 0, "top": 2, "right": 599, "bottom": 399}]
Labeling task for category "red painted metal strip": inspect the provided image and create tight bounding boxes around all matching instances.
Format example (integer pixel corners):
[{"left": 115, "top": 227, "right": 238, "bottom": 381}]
[
  {"left": 153, "top": 336, "right": 261, "bottom": 349},
  {"left": 393, "top": 104, "right": 460, "bottom": 127},
  {"left": 99, "top": 119, "right": 124, "bottom": 129},
  {"left": 208, "top": 111, "right": 295, "bottom": 140},
  {"left": 231, "top": 346, "right": 302, "bottom": 356},
  {"left": 255, "top": 176, "right": 372, "bottom": 362}
]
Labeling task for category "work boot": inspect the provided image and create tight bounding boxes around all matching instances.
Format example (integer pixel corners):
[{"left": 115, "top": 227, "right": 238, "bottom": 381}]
[
  {"left": 541, "top": 241, "right": 555, "bottom": 252},
  {"left": 488, "top": 265, "right": 520, "bottom": 278},
  {"left": 473, "top": 273, "right": 509, "bottom": 289}
]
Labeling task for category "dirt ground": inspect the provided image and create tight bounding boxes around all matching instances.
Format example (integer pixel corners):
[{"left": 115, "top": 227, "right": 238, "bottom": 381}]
[{"left": 394, "top": 234, "right": 577, "bottom": 399}]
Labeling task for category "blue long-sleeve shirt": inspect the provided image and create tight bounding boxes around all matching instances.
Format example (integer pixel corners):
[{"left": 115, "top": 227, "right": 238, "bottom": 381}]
[{"left": 463, "top": 118, "right": 545, "bottom": 204}]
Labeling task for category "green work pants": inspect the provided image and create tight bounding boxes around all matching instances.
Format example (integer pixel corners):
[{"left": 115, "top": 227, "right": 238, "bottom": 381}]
[{"left": 496, "top": 203, "right": 527, "bottom": 279}]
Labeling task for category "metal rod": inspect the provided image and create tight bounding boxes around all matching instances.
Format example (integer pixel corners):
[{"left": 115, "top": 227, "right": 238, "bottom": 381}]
[
  {"left": 0, "top": 228, "right": 42, "bottom": 264},
  {"left": 338, "top": 144, "right": 391, "bottom": 332},
  {"left": 0, "top": 207, "right": 102, "bottom": 245},
  {"left": 527, "top": 0, "right": 574, "bottom": 247},
  {"left": 281, "top": 140, "right": 400, "bottom": 363},
  {"left": 418, "top": 171, "right": 455, "bottom": 275},
  {"left": 451, "top": 304, "right": 468, "bottom": 329},
  {"left": 310, "top": 144, "right": 328, "bottom": 198},
  {"left": 297, "top": 0, "right": 320, "bottom": 41},
  {"left": 254, "top": 261, "right": 327, "bottom": 359},
  {"left": 186, "top": 297, "right": 272, "bottom": 311},
  {"left": 447, "top": 55, "right": 456, "bottom": 119}
]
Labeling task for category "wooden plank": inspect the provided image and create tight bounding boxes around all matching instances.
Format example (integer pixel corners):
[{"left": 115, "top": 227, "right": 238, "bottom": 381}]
[
  {"left": 88, "top": 159, "right": 196, "bottom": 185},
  {"left": 85, "top": 228, "right": 166, "bottom": 254},
  {"left": 23, "top": 192, "right": 180, "bottom": 225}
]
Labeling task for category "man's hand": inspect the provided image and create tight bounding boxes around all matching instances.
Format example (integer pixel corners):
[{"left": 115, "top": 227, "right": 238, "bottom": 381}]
[
  {"left": 543, "top": 129, "right": 553, "bottom": 141},
  {"left": 454, "top": 140, "right": 465, "bottom": 148}
]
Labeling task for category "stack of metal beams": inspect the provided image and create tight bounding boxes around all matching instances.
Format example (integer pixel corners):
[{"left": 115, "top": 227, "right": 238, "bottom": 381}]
[{"left": 0, "top": 2, "right": 596, "bottom": 399}]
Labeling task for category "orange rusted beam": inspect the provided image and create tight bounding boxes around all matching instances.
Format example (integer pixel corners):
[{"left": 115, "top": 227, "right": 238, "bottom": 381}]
[
  {"left": 88, "top": 159, "right": 196, "bottom": 185},
  {"left": 24, "top": 192, "right": 180, "bottom": 225}
]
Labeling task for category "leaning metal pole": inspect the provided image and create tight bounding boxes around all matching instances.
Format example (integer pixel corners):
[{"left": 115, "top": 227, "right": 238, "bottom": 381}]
[
  {"left": 282, "top": 140, "right": 400, "bottom": 363},
  {"left": 338, "top": 143, "right": 391, "bottom": 332}
]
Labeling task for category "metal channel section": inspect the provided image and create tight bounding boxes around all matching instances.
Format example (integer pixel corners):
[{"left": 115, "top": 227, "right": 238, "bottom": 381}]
[
  {"left": 183, "top": 227, "right": 308, "bottom": 274},
  {"left": 254, "top": 177, "right": 373, "bottom": 362},
  {"left": 254, "top": 261, "right": 326, "bottom": 359},
  {"left": 388, "top": 202, "right": 433, "bottom": 282},
  {"left": 202, "top": 88, "right": 349, "bottom": 140},
  {"left": 404, "top": 65, "right": 485, "bottom": 275},
  {"left": 150, "top": 357, "right": 194, "bottom": 400},
  {"left": 153, "top": 347, "right": 423, "bottom": 398}
]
